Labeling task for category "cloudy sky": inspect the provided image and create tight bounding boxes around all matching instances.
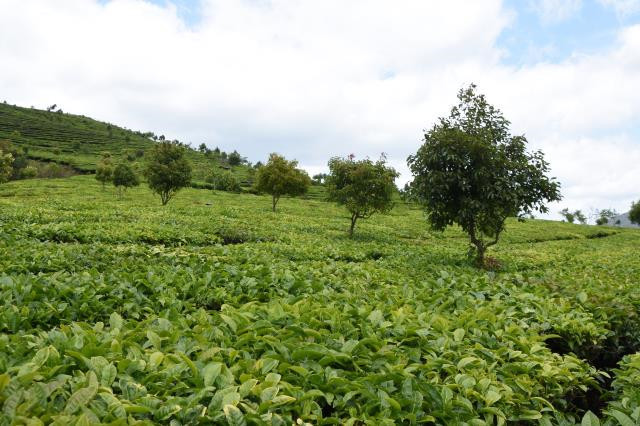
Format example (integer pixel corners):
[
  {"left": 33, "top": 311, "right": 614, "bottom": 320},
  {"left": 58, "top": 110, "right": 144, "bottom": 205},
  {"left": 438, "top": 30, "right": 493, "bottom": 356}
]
[{"left": 1, "top": 0, "right": 639, "bottom": 218}]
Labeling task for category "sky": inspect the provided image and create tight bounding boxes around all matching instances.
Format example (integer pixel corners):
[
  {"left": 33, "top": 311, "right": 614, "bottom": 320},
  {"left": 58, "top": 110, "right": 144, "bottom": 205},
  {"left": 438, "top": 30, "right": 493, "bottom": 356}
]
[{"left": 1, "top": 0, "right": 639, "bottom": 219}]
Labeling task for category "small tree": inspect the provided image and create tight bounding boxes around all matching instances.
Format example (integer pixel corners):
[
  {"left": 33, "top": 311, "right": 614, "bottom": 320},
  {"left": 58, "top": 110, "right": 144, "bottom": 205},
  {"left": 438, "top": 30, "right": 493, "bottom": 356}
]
[
  {"left": 95, "top": 157, "right": 114, "bottom": 189},
  {"left": 145, "top": 142, "right": 192, "bottom": 205},
  {"left": 254, "top": 153, "right": 311, "bottom": 212},
  {"left": 312, "top": 173, "right": 328, "bottom": 185},
  {"left": 595, "top": 208, "right": 618, "bottom": 226},
  {"left": 206, "top": 168, "right": 241, "bottom": 192},
  {"left": 326, "top": 155, "right": 398, "bottom": 237},
  {"left": 560, "top": 208, "right": 586, "bottom": 224},
  {"left": 407, "top": 84, "right": 561, "bottom": 267},
  {"left": 228, "top": 150, "right": 243, "bottom": 166},
  {"left": 112, "top": 163, "right": 139, "bottom": 197},
  {"left": 629, "top": 200, "right": 640, "bottom": 225},
  {"left": 559, "top": 208, "right": 575, "bottom": 223},
  {"left": 20, "top": 165, "right": 38, "bottom": 179},
  {"left": 0, "top": 151, "right": 13, "bottom": 184}
]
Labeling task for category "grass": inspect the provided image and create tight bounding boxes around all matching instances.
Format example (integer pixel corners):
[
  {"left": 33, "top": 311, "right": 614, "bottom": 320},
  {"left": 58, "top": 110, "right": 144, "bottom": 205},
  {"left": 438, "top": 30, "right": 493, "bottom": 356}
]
[{"left": 1, "top": 176, "right": 639, "bottom": 424}]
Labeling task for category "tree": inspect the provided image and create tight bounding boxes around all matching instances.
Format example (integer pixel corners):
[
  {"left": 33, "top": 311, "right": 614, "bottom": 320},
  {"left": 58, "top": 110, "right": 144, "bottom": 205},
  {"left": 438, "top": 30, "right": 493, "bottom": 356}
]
[
  {"left": 559, "top": 208, "right": 575, "bottom": 223},
  {"left": 95, "top": 156, "right": 114, "bottom": 189},
  {"left": 112, "top": 163, "right": 139, "bottom": 197},
  {"left": 254, "top": 153, "right": 311, "bottom": 212},
  {"left": 326, "top": 155, "right": 398, "bottom": 237},
  {"left": 0, "top": 151, "right": 13, "bottom": 184},
  {"left": 145, "top": 142, "right": 192, "bottom": 205},
  {"left": 630, "top": 200, "right": 640, "bottom": 225},
  {"left": 206, "top": 168, "right": 241, "bottom": 192},
  {"left": 407, "top": 84, "right": 561, "bottom": 267},
  {"left": 20, "top": 165, "right": 38, "bottom": 179},
  {"left": 574, "top": 209, "right": 587, "bottom": 224},
  {"left": 228, "top": 150, "right": 243, "bottom": 166},
  {"left": 312, "top": 173, "right": 328, "bottom": 185},
  {"left": 595, "top": 208, "right": 618, "bottom": 226},
  {"left": 559, "top": 208, "right": 586, "bottom": 224}
]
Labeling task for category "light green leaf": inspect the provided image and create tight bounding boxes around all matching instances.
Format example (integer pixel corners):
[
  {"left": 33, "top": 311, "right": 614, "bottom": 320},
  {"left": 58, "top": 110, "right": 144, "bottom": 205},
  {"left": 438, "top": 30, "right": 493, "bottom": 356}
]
[
  {"left": 224, "top": 404, "right": 246, "bottom": 426},
  {"left": 64, "top": 371, "right": 98, "bottom": 414},
  {"left": 453, "top": 328, "right": 465, "bottom": 342},
  {"left": 581, "top": 411, "right": 600, "bottom": 426},
  {"left": 484, "top": 390, "right": 501, "bottom": 406},
  {"left": 109, "top": 312, "right": 123, "bottom": 330},
  {"left": 608, "top": 410, "right": 635, "bottom": 426},
  {"left": 202, "top": 362, "right": 223, "bottom": 387}
]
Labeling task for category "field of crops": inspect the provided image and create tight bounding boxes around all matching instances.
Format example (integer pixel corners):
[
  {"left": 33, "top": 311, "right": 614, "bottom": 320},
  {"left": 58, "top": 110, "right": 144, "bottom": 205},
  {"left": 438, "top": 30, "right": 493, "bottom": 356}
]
[{"left": 1, "top": 176, "right": 639, "bottom": 425}]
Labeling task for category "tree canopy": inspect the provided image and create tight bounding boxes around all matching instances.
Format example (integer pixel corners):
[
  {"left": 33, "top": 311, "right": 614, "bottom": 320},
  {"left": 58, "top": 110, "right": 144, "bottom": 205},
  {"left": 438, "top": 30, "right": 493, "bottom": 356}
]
[
  {"left": 95, "top": 156, "right": 114, "bottom": 189},
  {"left": 326, "top": 155, "right": 398, "bottom": 237},
  {"left": 0, "top": 151, "right": 12, "bottom": 184},
  {"left": 629, "top": 200, "right": 640, "bottom": 225},
  {"left": 254, "top": 153, "right": 311, "bottom": 212},
  {"left": 144, "top": 142, "right": 192, "bottom": 205},
  {"left": 206, "top": 168, "right": 241, "bottom": 192},
  {"left": 112, "top": 163, "right": 139, "bottom": 196},
  {"left": 407, "top": 84, "right": 561, "bottom": 267}
]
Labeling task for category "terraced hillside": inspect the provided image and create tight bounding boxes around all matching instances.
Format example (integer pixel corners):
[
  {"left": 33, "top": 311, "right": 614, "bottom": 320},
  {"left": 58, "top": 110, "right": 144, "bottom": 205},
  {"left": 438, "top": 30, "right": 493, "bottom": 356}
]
[
  {"left": 0, "top": 176, "right": 639, "bottom": 424},
  {"left": 0, "top": 102, "right": 253, "bottom": 184}
]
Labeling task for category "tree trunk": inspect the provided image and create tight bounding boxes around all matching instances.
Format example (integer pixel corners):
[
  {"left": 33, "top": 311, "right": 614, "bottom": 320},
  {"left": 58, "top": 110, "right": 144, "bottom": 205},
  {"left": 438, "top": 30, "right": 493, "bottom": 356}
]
[
  {"left": 272, "top": 195, "right": 279, "bottom": 212},
  {"left": 349, "top": 213, "right": 358, "bottom": 238},
  {"left": 473, "top": 240, "right": 486, "bottom": 268},
  {"left": 468, "top": 225, "right": 486, "bottom": 268}
]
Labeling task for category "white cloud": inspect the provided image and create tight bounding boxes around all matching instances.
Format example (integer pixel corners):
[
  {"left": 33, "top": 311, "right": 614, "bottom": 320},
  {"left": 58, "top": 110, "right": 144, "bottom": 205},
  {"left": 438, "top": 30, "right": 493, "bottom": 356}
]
[
  {"left": 528, "top": 0, "right": 583, "bottom": 23},
  {"left": 0, "top": 0, "right": 638, "bottom": 218},
  {"left": 599, "top": 0, "right": 640, "bottom": 17}
]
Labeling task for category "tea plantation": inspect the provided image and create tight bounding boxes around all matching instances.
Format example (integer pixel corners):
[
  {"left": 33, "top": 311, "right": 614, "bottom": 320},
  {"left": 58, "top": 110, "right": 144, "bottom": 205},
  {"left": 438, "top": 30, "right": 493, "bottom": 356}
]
[
  {"left": 1, "top": 176, "right": 639, "bottom": 425},
  {"left": 0, "top": 103, "right": 253, "bottom": 184}
]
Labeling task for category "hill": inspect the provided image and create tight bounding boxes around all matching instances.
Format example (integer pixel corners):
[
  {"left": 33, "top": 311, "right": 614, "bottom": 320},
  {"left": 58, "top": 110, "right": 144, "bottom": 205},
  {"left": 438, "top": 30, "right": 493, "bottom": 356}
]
[
  {"left": 0, "top": 102, "right": 254, "bottom": 185},
  {"left": 610, "top": 212, "right": 640, "bottom": 228},
  {"left": 0, "top": 175, "right": 639, "bottom": 424}
]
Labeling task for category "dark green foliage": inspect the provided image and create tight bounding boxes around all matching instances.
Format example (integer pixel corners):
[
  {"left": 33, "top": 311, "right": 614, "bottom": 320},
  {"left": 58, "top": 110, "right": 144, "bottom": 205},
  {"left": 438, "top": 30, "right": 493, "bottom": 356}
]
[
  {"left": 228, "top": 150, "right": 243, "bottom": 166},
  {"left": 408, "top": 84, "right": 561, "bottom": 266},
  {"left": 629, "top": 200, "right": 640, "bottom": 225},
  {"left": 145, "top": 142, "right": 192, "bottom": 205},
  {"left": 112, "top": 163, "right": 139, "bottom": 196},
  {"left": 206, "top": 168, "right": 241, "bottom": 192},
  {"left": 326, "top": 155, "right": 398, "bottom": 237},
  {"left": 254, "top": 153, "right": 311, "bottom": 212}
]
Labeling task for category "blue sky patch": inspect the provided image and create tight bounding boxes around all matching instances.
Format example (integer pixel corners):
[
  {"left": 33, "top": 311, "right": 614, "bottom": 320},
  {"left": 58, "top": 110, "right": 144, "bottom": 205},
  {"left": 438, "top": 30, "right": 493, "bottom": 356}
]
[{"left": 498, "top": 0, "right": 638, "bottom": 66}]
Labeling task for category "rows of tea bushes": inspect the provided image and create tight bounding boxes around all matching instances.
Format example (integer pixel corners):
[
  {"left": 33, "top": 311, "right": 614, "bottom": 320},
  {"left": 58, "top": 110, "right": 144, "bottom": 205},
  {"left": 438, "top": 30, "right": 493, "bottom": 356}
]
[{"left": 0, "top": 176, "right": 639, "bottom": 424}]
